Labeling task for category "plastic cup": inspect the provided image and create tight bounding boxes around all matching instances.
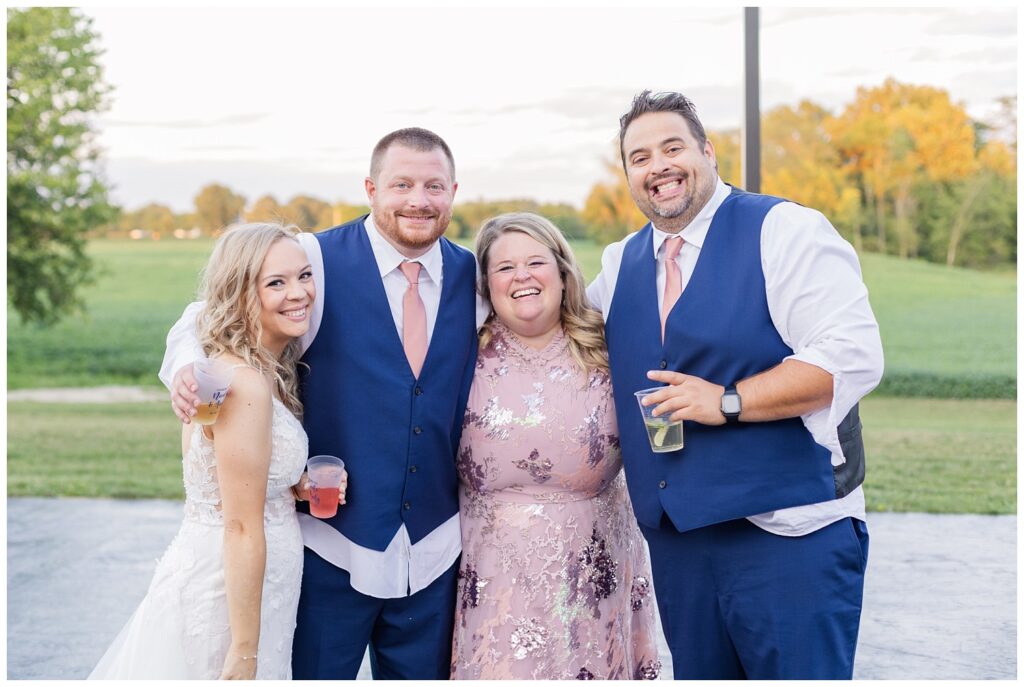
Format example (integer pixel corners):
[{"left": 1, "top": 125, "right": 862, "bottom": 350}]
[
  {"left": 307, "top": 455, "right": 345, "bottom": 518},
  {"left": 634, "top": 387, "right": 684, "bottom": 453},
  {"left": 192, "top": 357, "right": 235, "bottom": 426}
]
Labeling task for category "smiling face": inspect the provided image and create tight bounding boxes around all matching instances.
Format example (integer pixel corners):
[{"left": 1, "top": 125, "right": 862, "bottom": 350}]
[
  {"left": 485, "top": 231, "right": 564, "bottom": 349},
  {"left": 622, "top": 111, "right": 718, "bottom": 233},
  {"left": 257, "top": 238, "right": 314, "bottom": 355},
  {"left": 365, "top": 144, "right": 457, "bottom": 258}
]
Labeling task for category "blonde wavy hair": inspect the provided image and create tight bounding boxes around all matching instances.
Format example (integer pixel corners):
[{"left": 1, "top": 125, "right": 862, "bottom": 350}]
[
  {"left": 197, "top": 222, "right": 306, "bottom": 418},
  {"left": 475, "top": 212, "right": 609, "bottom": 374}
]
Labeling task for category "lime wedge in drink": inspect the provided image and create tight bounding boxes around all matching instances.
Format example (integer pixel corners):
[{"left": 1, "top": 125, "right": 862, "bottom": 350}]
[{"left": 653, "top": 423, "right": 669, "bottom": 447}]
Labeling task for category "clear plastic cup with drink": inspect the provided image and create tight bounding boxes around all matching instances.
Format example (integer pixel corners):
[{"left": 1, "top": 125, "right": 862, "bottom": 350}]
[
  {"left": 306, "top": 455, "right": 346, "bottom": 518},
  {"left": 192, "top": 357, "right": 235, "bottom": 426},
  {"left": 634, "top": 387, "right": 684, "bottom": 453}
]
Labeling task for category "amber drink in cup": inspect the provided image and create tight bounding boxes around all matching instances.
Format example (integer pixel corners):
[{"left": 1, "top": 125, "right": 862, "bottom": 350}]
[{"left": 192, "top": 357, "right": 235, "bottom": 425}]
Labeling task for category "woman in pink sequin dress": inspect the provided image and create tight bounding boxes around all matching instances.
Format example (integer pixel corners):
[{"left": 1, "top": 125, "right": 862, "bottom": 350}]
[{"left": 451, "top": 213, "right": 661, "bottom": 680}]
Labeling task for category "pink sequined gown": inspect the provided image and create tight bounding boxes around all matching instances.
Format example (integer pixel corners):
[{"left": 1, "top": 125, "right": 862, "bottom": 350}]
[{"left": 451, "top": 323, "right": 661, "bottom": 680}]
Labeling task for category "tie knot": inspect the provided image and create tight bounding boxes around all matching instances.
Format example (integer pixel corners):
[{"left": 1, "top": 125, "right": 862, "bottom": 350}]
[
  {"left": 663, "top": 236, "right": 684, "bottom": 261},
  {"left": 399, "top": 261, "right": 421, "bottom": 285}
]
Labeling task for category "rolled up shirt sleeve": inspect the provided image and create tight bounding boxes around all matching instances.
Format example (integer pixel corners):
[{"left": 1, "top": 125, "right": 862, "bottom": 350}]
[
  {"left": 158, "top": 300, "right": 206, "bottom": 389},
  {"left": 761, "top": 202, "right": 884, "bottom": 460}
]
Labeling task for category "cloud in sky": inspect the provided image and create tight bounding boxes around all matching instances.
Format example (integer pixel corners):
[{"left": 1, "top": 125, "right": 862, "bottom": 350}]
[
  {"left": 102, "top": 113, "right": 271, "bottom": 129},
  {"left": 905, "top": 44, "right": 1016, "bottom": 66},
  {"left": 927, "top": 10, "right": 1016, "bottom": 37},
  {"left": 765, "top": 6, "right": 924, "bottom": 26},
  {"left": 952, "top": 45, "right": 1018, "bottom": 64}
]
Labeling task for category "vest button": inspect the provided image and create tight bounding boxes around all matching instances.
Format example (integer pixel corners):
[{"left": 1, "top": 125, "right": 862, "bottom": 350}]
[
  {"left": 659, "top": 360, "right": 668, "bottom": 369},
  {"left": 658, "top": 480, "right": 667, "bottom": 489},
  {"left": 414, "top": 386, "right": 423, "bottom": 396},
  {"left": 413, "top": 426, "right": 422, "bottom": 435},
  {"left": 409, "top": 465, "right": 418, "bottom": 473},
  {"left": 403, "top": 501, "right": 412, "bottom": 510}
]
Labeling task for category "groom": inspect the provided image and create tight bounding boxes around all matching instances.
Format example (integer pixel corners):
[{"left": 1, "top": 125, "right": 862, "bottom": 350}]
[
  {"left": 588, "top": 91, "right": 884, "bottom": 679},
  {"left": 162, "top": 128, "right": 482, "bottom": 679}
]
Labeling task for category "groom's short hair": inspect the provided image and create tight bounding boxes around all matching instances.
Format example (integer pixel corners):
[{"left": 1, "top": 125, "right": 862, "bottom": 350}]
[{"left": 370, "top": 127, "right": 456, "bottom": 181}]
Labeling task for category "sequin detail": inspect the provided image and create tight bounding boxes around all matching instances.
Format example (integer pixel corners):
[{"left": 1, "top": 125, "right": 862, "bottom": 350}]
[
  {"left": 631, "top": 575, "right": 651, "bottom": 612},
  {"left": 451, "top": 322, "right": 661, "bottom": 679},
  {"left": 635, "top": 658, "right": 662, "bottom": 680},
  {"left": 580, "top": 526, "right": 618, "bottom": 602},
  {"left": 513, "top": 448, "right": 554, "bottom": 484},
  {"left": 510, "top": 617, "right": 549, "bottom": 660},
  {"left": 458, "top": 565, "right": 489, "bottom": 610},
  {"left": 457, "top": 444, "right": 488, "bottom": 492}
]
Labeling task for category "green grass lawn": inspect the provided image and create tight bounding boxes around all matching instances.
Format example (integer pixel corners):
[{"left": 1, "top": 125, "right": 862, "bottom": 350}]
[
  {"left": 7, "top": 237, "right": 1015, "bottom": 395},
  {"left": 7, "top": 401, "right": 185, "bottom": 499},
  {"left": 7, "top": 396, "right": 1016, "bottom": 514},
  {"left": 7, "top": 239, "right": 213, "bottom": 389},
  {"left": 860, "top": 397, "right": 1016, "bottom": 514},
  {"left": 858, "top": 253, "right": 1016, "bottom": 378}
]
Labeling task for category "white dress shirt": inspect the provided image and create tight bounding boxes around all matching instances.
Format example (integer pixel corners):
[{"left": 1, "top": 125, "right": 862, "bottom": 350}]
[
  {"left": 160, "top": 215, "right": 467, "bottom": 597},
  {"left": 586, "top": 179, "right": 884, "bottom": 536}
]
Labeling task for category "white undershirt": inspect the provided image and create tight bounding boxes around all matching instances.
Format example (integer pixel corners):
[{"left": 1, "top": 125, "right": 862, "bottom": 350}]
[{"left": 586, "top": 179, "right": 884, "bottom": 536}]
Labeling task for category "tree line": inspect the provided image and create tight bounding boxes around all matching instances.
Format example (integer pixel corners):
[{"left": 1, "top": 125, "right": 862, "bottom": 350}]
[
  {"left": 112, "top": 189, "right": 592, "bottom": 243},
  {"left": 116, "top": 80, "right": 1016, "bottom": 271}
]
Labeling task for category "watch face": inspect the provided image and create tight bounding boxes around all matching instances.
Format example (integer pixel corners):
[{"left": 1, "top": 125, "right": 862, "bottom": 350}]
[{"left": 722, "top": 394, "right": 741, "bottom": 415}]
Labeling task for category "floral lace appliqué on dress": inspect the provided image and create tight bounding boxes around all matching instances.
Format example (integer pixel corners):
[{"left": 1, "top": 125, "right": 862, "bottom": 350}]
[
  {"left": 89, "top": 396, "right": 307, "bottom": 680},
  {"left": 451, "top": 323, "right": 661, "bottom": 680}
]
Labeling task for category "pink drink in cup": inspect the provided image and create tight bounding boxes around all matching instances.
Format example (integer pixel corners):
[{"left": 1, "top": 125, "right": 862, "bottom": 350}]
[{"left": 306, "top": 455, "right": 345, "bottom": 518}]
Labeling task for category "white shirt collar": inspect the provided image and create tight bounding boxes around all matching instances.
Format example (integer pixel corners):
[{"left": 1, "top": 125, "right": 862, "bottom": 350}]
[
  {"left": 364, "top": 213, "right": 443, "bottom": 284},
  {"left": 651, "top": 178, "right": 731, "bottom": 257}
]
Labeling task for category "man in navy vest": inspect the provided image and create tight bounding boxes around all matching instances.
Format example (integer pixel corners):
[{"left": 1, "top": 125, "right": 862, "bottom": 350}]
[
  {"left": 587, "top": 91, "right": 884, "bottom": 679},
  {"left": 161, "top": 128, "right": 483, "bottom": 679}
]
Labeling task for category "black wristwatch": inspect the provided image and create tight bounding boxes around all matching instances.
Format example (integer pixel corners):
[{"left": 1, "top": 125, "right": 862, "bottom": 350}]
[{"left": 720, "top": 384, "right": 742, "bottom": 424}]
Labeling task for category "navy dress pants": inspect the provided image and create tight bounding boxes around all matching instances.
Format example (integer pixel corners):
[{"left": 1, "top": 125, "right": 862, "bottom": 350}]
[
  {"left": 291, "top": 548, "right": 459, "bottom": 680},
  {"left": 640, "top": 516, "right": 869, "bottom": 680}
]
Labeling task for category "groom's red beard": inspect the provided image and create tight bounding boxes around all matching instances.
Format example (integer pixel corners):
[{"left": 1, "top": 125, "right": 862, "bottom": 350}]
[{"left": 373, "top": 207, "right": 452, "bottom": 252}]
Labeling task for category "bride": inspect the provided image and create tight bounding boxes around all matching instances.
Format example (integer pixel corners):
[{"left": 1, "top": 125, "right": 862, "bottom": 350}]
[{"left": 90, "top": 223, "right": 318, "bottom": 679}]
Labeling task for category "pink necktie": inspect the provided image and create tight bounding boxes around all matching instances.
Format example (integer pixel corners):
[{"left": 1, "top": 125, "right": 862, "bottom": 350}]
[
  {"left": 661, "top": 236, "right": 684, "bottom": 341},
  {"left": 399, "top": 261, "right": 427, "bottom": 378}
]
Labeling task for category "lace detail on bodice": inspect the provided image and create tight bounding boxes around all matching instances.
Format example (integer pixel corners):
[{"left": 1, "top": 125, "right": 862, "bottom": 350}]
[
  {"left": 183, "top": 397, "right": 307, "bottom": 526},
  {"left": 486, "top": 320, "right": 567, "bottom": 368}
]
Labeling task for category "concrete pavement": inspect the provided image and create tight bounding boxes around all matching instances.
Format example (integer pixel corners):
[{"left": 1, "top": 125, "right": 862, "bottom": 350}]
[{"left": 6, "top": 498, "right": 1016, "bottom": 680}]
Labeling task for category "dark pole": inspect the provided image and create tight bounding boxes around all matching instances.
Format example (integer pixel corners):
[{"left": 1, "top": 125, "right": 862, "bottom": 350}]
[{"left": 743, "top": 6, "right": 761, "bottom": 193}]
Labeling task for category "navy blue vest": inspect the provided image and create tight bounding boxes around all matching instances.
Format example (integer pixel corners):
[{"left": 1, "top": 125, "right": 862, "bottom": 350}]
[
  {"left": 298, "top": 217, "right": 478, "bottom": 550},
  {"left": 606, "top": 189, "right": 841, "bottom": 532}
]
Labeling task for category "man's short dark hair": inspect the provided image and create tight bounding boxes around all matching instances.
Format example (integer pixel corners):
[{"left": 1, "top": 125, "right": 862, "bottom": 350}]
[
  {"left": 618, "top": 90, "right": 708, "bottom": 169},
  {"left": 369, "top": 127, "right": 456, "bottom": 181}
]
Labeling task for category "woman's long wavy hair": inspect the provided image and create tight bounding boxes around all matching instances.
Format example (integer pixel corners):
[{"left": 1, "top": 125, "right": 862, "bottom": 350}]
[
  {"left": 475, "top": 212, "right": 609, "bottom": 374},
  {"left": 197, "top": 222, "right": 306, "bottom": 418}
]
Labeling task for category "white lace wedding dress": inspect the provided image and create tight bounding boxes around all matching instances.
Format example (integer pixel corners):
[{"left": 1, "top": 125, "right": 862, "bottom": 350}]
[{"left": 89, "top": 397, "right": 307, "bottom": 679}]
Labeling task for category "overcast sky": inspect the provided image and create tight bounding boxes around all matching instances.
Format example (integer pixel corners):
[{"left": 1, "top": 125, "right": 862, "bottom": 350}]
[{"left": 80, "top": 5, "right": 1018, "bottom": 213}]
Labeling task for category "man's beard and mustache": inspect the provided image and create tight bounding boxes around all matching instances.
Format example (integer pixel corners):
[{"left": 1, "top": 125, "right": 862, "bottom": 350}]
[
  {"left": 373, "top": 206, "right": 452, "bottom": 252},
  {"left": 636, "top": 169, "right": 716, "bottom": 228}
]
